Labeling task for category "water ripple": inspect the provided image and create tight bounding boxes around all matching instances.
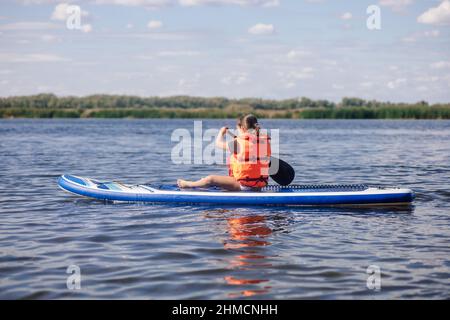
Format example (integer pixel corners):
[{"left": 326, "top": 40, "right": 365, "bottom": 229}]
[{"left": 1, "top": 119, "right": 449, "bottom": 299}]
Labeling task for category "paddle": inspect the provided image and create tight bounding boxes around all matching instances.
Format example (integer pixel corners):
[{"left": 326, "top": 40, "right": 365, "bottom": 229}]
[{"left": 226, "top": 130, "right": 295, "bottom": 186}]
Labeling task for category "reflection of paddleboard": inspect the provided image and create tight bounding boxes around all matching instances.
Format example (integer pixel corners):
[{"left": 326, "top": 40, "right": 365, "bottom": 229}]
[{"left": 58, "top": 174, "right": 414, "bottom": 206}]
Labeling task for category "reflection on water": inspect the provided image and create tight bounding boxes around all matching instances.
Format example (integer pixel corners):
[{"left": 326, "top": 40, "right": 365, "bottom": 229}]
[
  {"left": 224, "top": 214, "right": 272, "bottom": 298},
  {"left": 205, "top": 209, "right": 294, "bottom": 298}
]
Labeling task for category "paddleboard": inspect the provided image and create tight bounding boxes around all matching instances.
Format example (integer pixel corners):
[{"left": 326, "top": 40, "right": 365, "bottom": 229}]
[{"left": 58, "top": 175, "right": 414, "bottom": 206}]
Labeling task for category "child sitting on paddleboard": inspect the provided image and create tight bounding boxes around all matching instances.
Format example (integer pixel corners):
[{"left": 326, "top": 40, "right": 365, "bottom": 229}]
[{"left": 177, "top": 114, "right": 271, "bottom": 191}]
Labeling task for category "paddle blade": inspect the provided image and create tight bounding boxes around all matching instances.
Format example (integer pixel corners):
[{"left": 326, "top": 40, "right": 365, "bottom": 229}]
[{"left": 269, "top": 157, "right": 295, "bottom": 186}]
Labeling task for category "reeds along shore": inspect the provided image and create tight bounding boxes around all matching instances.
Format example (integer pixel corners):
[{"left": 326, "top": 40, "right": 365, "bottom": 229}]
[{"left": 1, "top": 94, "right": 449, "bottom": 119}]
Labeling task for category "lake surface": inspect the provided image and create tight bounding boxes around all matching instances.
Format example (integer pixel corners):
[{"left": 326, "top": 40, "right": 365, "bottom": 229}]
[{"left": 0, "top": 119, "right": 449, "bottom": 299}]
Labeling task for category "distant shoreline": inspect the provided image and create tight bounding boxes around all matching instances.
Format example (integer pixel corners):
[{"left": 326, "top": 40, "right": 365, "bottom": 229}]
[{"left": 1, "top": 94, "right": 449, "bottom": 119}]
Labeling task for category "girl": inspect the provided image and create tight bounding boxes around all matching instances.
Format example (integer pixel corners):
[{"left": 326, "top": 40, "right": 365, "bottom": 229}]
[{"left": 177, "top": 114, "right": 271, "bottom": 191}]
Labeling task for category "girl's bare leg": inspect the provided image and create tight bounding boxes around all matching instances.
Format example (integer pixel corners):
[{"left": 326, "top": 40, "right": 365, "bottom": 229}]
[{"left": 177, "top": 175, "right": 241, "bottom": 191}]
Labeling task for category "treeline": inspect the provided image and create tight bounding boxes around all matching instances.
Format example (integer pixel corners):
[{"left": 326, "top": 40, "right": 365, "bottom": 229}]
[{"left": 0, "top": 94, "right": 449, "bottom": 119}]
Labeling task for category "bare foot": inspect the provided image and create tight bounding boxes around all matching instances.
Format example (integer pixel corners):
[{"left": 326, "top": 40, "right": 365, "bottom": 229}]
[{"left": 177, "top": 179, "right": 191, "bottom": 188}]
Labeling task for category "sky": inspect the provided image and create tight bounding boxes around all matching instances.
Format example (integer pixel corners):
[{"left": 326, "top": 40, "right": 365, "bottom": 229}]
[{"left": 0, "top": 0, "right": 449, "bottom": 103}]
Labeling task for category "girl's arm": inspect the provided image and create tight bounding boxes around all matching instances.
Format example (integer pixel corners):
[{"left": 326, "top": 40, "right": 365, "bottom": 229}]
[{"left": 215, "top": 127, "right": 228, "bottom": 150}]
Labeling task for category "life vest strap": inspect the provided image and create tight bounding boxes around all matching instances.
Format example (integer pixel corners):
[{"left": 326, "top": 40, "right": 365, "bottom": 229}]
[
  {"left": 240, "top": 135, "right": 271, "bottom": 142},
  {"left": 238, "top": 176, "right": 269, "bottom": 182},
  {"left": 236, "top": 156, "right": 270, "bottom": 162}
]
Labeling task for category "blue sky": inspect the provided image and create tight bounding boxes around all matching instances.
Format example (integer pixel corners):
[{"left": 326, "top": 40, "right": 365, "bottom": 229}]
[{"left": 0, "top": 0, "right": 449, "bottom": 103}]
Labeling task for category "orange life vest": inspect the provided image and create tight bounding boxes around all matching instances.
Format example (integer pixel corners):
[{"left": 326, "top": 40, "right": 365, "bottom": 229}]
[{"left": 228, "top": 132, "right": 271, "bottom": 188}]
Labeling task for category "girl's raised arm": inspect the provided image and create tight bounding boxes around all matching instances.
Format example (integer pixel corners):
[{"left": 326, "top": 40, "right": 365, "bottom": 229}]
[{"left": 215, "top": 126, "right": 228, "bottom": 150}]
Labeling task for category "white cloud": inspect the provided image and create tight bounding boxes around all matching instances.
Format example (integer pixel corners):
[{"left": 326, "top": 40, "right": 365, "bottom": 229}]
[
  {"left": 415, "top": 75, "right": 439, "bottom": 82},
  {"left": 281, "top": 67, "right": 314, "bottom": 81},
  {"left": 81, "top": 24, "right": 93, "bottom": 33},
  {"left": 41, "top": 34, "right": 58, "bottom": 42},
  {"left": 402, "top": 35, "right": 416, "bottom": 43},
  {"left": 177, "top": 73, "right": 200, "bottom": 91},
  {"left": 332, "top": 84, "right": 344, "bottom": 90},
  {"left": 286, "top": 49, "right": 311, "bottom": 60},
  {"left": 94, "top": 0, "right": 280, "bottom": 9},
  {"left": 248, "top": 23, "right": 274, "bottom": 35},
  {"left": 418, "top": 0, "right": 450, "bottom": 25},
  {"left": 0, "top": 53, "right": 69, "bottom": 63},
  {"left": 93, "top": 0, "right": 171, "bottom": 9},
  {"left": 51, "top": 3, "right": 89, "bottom": 21},
  {"left": 50, "top": 3, "right": 92, "bottom": 32},
  {"left": 321, "top": 59, "right": 337, "bottom": 66},
  {"left": 120, "top": 31, "right": 191, "bottom": 41},
  {"left": 387, "top": 78, "right": 406, "bottom": 89},
  {"left": 136, "top": 54, "right": 154, "bottom": 60},
  {"left": 148, "top": 20, "right": 163, "bottom": 30},
  {"left": 430, "top": 61, "right": 450, "bottom": 69},
  {"left": 300, "top": 67, "right": 314, "bottom": 74},
  {"left": 285, "top": 82, "right": 296, "bottom": 89},
  {"left": 136, "top": 50, "right": 201, "bottom": 59},
  {"left": 179, "top": 0, "right": 279, "bottom": 7},
  {"left": 126, "top": 23, "right": 134, "bottom": 29},
  {"left": 222, "top": 72, "right": 248, "bottom": 85},
  {"left": 0, "top": 22, "right": 58, "bottom": 30},
  {"left": 340, "top": 12, "right": 352, "bottom": 20},
  {"left": 158, "top": 50, "right": 200, "bottom": 57},
  {"left": 51, "top": 3, "right": 70, "bottom": 20},
  {"left": 19, "top": 0, "right": 281, "bottom": 8},
  {"left": 424, "top": 29, "right": 440, "bottom": 37},
  {"left": 25, "top": 0, "right": 280, "bottom": 8},
  {"left": 17, "top": 0, "right": 64, "bottom": 4},
  {"left": 379, "top": 0, "right": 413, "bottom": 11},
  {"left": 361, "top": 81, "right": 374, "bottom": 88},
  {"left": 402, "top": 29, "right": 440, "bottom": 43},
  {"left": 417, "top": 86, "right": 428, "bottom": 92},
  {"left": 278, "top": 68, "right": 314, "bottom": 89}
]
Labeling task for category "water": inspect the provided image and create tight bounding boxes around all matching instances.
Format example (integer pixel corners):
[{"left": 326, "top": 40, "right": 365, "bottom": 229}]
[{"left": 0, "top": 119, "right": 449, "bottom": 299}]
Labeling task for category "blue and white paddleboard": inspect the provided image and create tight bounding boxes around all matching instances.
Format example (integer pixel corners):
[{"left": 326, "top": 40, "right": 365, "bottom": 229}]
[{"left": 58, "top": 175, "right": 414, "bottom": 206}]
